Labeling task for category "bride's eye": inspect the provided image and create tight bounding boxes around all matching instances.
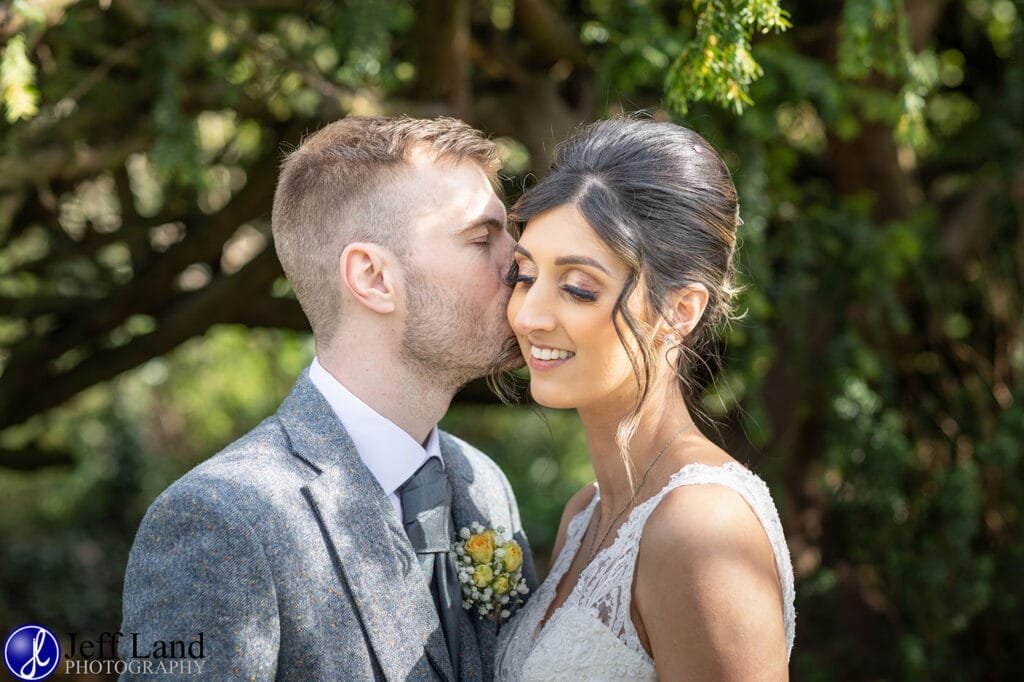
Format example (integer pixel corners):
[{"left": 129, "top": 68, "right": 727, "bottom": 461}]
[{"left": 562, "top": 285, "right": 597, "bottom": 303}]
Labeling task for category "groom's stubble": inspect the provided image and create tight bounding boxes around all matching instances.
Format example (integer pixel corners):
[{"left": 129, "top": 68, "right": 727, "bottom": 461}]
[{"left": 400, "top": 260, "right": 522, "bottom": 393}]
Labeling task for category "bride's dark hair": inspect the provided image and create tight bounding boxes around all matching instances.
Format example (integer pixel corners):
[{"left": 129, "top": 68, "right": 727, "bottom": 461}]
[{"left": 510, "top": 117, "right": 741, "bottom": 484}]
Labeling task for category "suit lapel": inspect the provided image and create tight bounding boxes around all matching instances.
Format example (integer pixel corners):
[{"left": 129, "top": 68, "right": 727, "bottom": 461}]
[{"left": 279, "top": 372, "right": 454, "bottom": 682}]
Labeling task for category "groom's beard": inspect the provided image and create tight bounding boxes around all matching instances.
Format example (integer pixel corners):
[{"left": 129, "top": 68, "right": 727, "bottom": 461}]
[
  {"left": 400, "top": 268, "right": 518, "bottom": 392},
  {"left": 481, "top": 335, "right": 527, "bottom": 405},
  {"left": 493, "top": 334, "right": 526, "bottom": 373}
]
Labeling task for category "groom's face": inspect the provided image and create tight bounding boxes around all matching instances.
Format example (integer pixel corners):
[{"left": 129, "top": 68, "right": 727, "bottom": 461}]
[{"left": 397, "top": 152, "right": 519, "bottom": 385}]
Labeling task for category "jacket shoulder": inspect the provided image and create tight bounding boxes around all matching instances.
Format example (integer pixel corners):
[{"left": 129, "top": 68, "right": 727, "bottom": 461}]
[
  {"left": 440, "top": 431, "right": 506, "bottom": 480},
  {"left": 149, "top": 415, "right": 303, "bottom": 517}
]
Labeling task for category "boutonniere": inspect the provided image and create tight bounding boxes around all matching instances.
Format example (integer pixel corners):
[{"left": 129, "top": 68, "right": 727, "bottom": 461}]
[{"left": 455, "top": 522, "right": 530, "bottom": 628}]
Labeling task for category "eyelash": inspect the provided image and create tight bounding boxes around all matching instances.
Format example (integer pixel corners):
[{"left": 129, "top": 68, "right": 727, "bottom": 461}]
[
  {"left": 503, "top": 261, "right": 520, "bottom": 286},
  {"left": 563, "top": 285, "right": 598, "bottom": 303},
  {"left": 506, "top": 263, "right": 598, "bottom": 303}
]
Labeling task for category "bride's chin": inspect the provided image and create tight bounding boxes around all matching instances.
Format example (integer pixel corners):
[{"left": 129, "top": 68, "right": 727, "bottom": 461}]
[{"left": 528, "top": 385, "right": 577, "bottom": 410}]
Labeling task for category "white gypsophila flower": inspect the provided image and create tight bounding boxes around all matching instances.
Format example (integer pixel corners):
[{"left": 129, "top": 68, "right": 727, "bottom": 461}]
[
  {"left": 455, "top": 545, "right": 465, "bottom": 556},
  {"left": 463, "top": 555, "right": 472, "bottom": 565},
  {"left": 501, "top": 609, "right": 511, "bottom": 619},
  {"left": 463, "top": 600, "right": 472, "bottom": 609},
  {"left": 471, "top": 522, "right": 484, "bottom": 533},
  {"left": 494, "top": 548, "right": 505, "bottom": 558},
  {"left": 459, "top": 528, "right": 471, "bottom": 539},
  {"left": 500, "top": 595, "right": 510, "bottom": 604},
  {"left": 516, "top": 582, "right": 529, "bottom": 594},
  {"left": 478, "top": 605, "right": 489, "bottom": 615}
]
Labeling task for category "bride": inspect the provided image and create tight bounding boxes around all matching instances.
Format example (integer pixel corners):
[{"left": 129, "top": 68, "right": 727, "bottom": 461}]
[{"left": 494, "top": 118, "right": 795, "bottom": 680}]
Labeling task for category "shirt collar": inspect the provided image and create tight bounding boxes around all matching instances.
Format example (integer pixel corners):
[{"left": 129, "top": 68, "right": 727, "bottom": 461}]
[{"left": 308, "top": 357, "right": 441, "bottom": 497}]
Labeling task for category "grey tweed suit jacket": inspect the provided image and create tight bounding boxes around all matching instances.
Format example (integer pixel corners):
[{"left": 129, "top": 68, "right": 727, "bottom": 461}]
[{"left": 120, "top": 370, "right": 537, "bottom": 681}]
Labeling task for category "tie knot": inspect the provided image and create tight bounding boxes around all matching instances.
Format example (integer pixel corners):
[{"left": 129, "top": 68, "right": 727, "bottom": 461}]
[{"left": 399, "top": 457, "right": 453, "bottom": 554}]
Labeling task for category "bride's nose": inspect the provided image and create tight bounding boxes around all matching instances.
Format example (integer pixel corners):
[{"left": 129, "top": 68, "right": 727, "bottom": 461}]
[{"left": 509, "top": 285, "right": 557, "bottom": 335}]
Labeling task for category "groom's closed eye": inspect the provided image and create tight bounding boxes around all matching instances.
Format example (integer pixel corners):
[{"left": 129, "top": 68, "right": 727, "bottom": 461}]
[{"left": 462, "top": 218, "right": 505, "bottom": 248}]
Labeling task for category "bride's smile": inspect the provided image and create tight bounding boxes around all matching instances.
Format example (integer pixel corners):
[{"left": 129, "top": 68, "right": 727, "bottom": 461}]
[
  {"left": 495, "top": 118, "right": 794, "bottom": 681},
  {"left": 507, "top": 203, "right": 642, "bottom": 411}
]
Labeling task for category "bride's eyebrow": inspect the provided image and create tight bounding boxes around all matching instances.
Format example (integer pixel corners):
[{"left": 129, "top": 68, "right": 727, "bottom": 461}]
[
  {"left": 514, "top": 245, "right": 611, "bottom": 275},
  {"left": 554, "top": 255, "right": 610, "bottom": 275}
]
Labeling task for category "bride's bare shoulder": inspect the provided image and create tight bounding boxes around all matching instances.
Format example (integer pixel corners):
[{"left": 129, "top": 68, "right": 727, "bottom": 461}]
[
  {"left": 564, "top": 482, "right": 598, "bottom": 518},
  {"left": 634, "top": 466, "right": 788, "bottom": 679}
]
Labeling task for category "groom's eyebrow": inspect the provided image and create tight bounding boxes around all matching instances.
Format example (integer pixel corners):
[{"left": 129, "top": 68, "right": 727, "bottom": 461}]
[{"left": 459, "top": 215, "right": 507, "bottom": 235}]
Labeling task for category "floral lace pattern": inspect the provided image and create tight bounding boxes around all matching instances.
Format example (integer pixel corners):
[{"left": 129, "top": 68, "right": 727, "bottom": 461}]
[{"left": 494, "top": 461, "right": 796, "bottom": 681}]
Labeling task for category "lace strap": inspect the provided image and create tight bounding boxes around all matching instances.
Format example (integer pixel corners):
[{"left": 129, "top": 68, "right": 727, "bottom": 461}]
[{"left": 583, "top": 461, "right": 796, "bottom": 658}]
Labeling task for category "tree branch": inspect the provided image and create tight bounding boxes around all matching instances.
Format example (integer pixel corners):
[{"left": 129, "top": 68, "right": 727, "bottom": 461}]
[
  {"left": 0, "top": 294, "right": 102, "bottom": 317},
  {"left": 195, "top": 0, "right": 356, "bottom": 106},
  {"left": 0, "top": 133, "right": 152, "bottom": 191},
  {"left": 0, "top": 445, "right": 75, "bottom": 471},
  {"left": 1, "top": 141, "right": 285, "bottom": 377},
  {"left": 0, "top": 245, "right": 285, "bottom": 430}
]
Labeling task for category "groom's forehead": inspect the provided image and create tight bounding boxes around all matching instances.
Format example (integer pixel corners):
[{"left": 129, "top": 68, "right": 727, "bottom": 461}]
[{"left": 404, "top": 163, "right": 505, "bottom": 226}]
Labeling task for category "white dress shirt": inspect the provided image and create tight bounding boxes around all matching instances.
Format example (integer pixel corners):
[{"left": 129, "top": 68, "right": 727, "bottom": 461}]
[{"left": 308, "top": 357, "right": 442, "bottom": 520}]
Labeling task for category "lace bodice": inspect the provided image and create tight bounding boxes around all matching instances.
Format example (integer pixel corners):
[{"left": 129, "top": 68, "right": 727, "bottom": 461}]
[{"left": 494, "top": 461, "right": 796, "bottom": 681}]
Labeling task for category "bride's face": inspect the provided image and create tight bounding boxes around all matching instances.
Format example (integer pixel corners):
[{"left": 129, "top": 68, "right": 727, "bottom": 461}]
[{"left": 507, "top": 203, "right": 643, "bottom": 410}]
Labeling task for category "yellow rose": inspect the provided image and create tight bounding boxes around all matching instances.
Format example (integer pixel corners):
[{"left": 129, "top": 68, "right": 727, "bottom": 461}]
[
  {"left": 473, "top": 564, "right": 494, "bottom": 588},
  {"left": 466, "top": 532, "right": 495, "bottom": 564},
  {"left": 491, "top": 575, "right": 510, "bottom": 595},
  {"left": 502, "top": 541, "right": 523, "bottom": 573}
]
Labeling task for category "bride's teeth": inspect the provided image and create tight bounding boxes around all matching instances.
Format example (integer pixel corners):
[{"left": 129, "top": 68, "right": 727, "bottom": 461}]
[{"left": 531, "top": 346, "right": 575, "bottom": 361}]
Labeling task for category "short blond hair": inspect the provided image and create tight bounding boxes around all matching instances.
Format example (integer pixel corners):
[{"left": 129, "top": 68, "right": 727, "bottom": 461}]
[{"left": 271, "top": 116, "right": 500, "bottom": 343}]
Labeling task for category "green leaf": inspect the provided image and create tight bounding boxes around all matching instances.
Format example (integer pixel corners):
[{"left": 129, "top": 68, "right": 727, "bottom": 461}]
[
  {"left": 0, "top": 34, "right": 39, "bottom": 123},
  {"left": 664, "top": 0, "right": 790, "bottom": 116}
]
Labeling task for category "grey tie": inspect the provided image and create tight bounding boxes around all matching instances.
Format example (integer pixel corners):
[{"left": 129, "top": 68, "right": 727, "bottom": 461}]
[{"left": 398, "top": 457, "right": 461, "bottom": 678}]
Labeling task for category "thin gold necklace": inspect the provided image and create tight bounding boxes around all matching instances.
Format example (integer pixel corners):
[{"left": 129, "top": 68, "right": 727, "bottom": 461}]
[{"left": 583, "top": 422, "right": 694, "bottom": 564}]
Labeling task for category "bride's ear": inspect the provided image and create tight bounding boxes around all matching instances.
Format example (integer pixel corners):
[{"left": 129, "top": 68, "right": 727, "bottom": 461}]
[{"left": 659, "top": 283, "right": 709, "bottom": 343}]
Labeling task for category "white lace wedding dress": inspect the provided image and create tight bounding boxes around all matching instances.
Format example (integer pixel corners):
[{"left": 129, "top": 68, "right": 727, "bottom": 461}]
[{"left": 494, "top": 462, "right": 796, "bottom": 681}]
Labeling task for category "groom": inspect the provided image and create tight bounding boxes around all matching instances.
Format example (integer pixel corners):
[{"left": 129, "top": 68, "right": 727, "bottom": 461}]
[{"left": 120, "top": 116, "right": 536, "bottom": 680}]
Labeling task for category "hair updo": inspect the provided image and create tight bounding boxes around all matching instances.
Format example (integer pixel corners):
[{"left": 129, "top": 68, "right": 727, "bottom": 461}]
[{"left": 511, "top": 117, "right": 741, "bottom": 461}]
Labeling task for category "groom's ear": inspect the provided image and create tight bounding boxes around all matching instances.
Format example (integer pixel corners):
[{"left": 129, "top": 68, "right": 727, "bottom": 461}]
[{"left": 340, "top": 242, "right": 398, "bottom": 314}]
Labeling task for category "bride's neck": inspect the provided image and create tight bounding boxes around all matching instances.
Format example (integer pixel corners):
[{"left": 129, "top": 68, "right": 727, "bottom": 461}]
[{"left": 578, "top": 380, "right": 695, "bottom": 513}]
